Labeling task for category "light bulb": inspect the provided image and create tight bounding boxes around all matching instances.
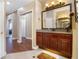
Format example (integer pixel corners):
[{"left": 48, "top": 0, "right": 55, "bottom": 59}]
[
  {"left": 19, "top": 7, "right": 24, "bottom": 10},
  {"left": 45, "top": 3, "right": 49, "bottom": 7},
  {"left": 7, "top": 1, "right": 10, "bottom": 5},
  {"left": 59, "top": 0, "right": 62, "bottom": 2},
  {"left": 51, "top": 2, "right": 55, "bottom": 5}
]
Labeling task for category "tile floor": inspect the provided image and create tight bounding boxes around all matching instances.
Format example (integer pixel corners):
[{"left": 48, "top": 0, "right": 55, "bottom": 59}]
[{"left": 3, "top": 49, "right": 68, "bottom": 59}]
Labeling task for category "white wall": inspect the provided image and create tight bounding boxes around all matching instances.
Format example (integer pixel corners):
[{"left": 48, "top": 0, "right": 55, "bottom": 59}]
[
  {"left": 25, "top": 13, "right": 32, "bottom": 39},
  {"left": 30, "top": 0, "right": 43, "bottom": 49},
  {"left": 0, "top": 0, "right": 6, "bottom": 58},
  {"left": 19, "top": 12, "right": 32, "bottom": 39},
  {"left": 35, "top": 0, "right": 42, "bottom": 30},
  {"left": 12, "top": 12, "right": 18, "bottom": 39}
]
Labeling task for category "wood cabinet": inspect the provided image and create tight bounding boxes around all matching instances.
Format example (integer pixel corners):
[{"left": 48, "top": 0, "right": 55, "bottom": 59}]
[
  {"left": 36, "top": 32, "right": 72, "bottom": 58},
  {"left": 36, "top": 32, "right": 43, "bottom": 48},
  {"left": 57, "top": 34, "right": 72, "bottom": 57},
  {"left": 42, "top": 33, "right": 51, "bottom": 48}
]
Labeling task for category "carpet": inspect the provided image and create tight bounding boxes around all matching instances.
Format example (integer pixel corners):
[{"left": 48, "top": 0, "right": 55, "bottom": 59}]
[{"left": 38, "top": 53, "right": 56, "bottom": 59}]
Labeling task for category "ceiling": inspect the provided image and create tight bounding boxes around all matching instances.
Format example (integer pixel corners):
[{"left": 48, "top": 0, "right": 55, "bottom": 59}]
[
  {"left": 6, "top": 0, "right": 69, "bottom": 14},
  {"left": 40, "top": 0, "right": 69, "bottom": 6},
  {"left": 6, "top": 0, "right": 33, "bottom": 14}
]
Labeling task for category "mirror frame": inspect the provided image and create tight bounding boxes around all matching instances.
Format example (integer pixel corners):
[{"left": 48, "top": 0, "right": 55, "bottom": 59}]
[
  {"left": 74, "top": 0, "right": 78, "bottom": 22},
  {"left": 41, "top": 3, "right": 72, "bottom": 30}
]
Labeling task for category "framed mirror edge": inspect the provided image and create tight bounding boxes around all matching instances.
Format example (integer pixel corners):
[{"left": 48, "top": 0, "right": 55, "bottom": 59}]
[
  {"left": 41, "top": 3, "right": 72, "bottom": 32},
  {"left": 42, "top": 3, "right": 72, "bottom": 12},
  {"left": 74, "top": 0, "right": 78, "bottom": 22}
]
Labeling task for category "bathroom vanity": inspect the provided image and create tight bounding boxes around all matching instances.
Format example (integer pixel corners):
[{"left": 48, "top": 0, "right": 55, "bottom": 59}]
[
  {"left": 36, "top": 30, "right": 72, "bottom": 58},
  {"left": 36, "top": 4, "right": 72, "bottom": 58}
]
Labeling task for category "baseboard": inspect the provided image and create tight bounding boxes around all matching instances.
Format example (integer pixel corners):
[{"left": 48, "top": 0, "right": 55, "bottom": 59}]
[
  {"left": 12, "top": 37, "right": 32, "bottom": 40},
  {"left": 17, "top": 39, "right": 22, "bottom": 43},
  {"left": 26, "top": 37, "right": 32, "bottom": 40},
  {"left": 32, "top": 46, "right": 39, "bottom": 49},
  {"left": 0, "top": 51, "right": 6, "bottom": 59},
  {"left": 12, "top": 37, "right": 18, "bottom": 40},
  {"left": 6, "top": 36, "right": 18, "bottom": 40}
]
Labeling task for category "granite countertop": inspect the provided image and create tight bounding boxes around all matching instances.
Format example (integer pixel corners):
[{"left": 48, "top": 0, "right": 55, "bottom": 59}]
[{"left": 36, "top": 30, "right": 72, "bottom": 34}]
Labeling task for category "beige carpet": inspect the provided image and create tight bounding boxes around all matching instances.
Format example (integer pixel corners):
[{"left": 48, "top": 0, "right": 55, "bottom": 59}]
[
  {"left": 3, "top": 49, "right": 68, "bottom": 59},
  {"left": 38, "top": 53, "right": 56, "bottom": 59}
]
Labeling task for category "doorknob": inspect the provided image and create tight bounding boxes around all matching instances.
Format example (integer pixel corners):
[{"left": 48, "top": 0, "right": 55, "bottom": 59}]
[{"left": 0, "top": 32, "right": 3, "bottom": 34}]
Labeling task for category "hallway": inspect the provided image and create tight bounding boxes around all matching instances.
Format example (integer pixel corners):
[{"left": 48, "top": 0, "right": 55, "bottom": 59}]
[{"left": 6, "top": 38, "right": 32, "bottom": 54}]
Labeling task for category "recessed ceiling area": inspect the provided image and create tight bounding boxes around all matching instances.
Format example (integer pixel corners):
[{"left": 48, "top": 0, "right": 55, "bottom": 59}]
[{"left": 6, "top": 0, "right": 33, "bottom": 14}]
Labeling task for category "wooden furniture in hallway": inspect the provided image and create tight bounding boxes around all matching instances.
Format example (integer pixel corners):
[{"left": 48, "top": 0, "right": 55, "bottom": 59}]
[
  {"left": 6, "top": 38, "right": 32, "bottom": 54},
  {"left": 36, "top": 31, "right": 72, "bottom": 58}
]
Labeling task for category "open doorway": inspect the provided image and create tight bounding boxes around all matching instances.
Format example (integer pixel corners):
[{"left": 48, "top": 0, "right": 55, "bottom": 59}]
[
  {"left": 19, "top": 11, "right": 32, "bottom": 40},
  {"left": 7, "top": 16, "right": 13, "bottom": 38},
  {"left": 6, "top": 11, "right": 33, "bottom": 54}
]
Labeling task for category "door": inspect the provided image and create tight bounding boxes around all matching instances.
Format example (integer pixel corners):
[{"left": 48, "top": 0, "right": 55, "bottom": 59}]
[{"left": 0, "top": 0, "right": 6, "bottom": 58}]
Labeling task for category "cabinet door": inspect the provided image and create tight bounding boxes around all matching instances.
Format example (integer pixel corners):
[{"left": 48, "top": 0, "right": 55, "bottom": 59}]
[
  {"left": 36, "top": 32, "right": 43, "bottom": 47},
  {"left": 61, "top": 39, "right": 72, "bottom": 57},
  {"left": 50, "top": 34, "right": 58, "bottom": 51},
  {"left": 42, "top": 33, "right": 51, "bottom": 48},
  {"left": 57, "top": 38, "right": 62, "bottom": 52},
  {"left": 58, "top": 34, "right": 72, "bottom": 57}
]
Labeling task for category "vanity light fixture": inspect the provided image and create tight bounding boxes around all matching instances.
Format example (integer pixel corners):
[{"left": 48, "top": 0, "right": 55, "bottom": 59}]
[
  {"left": 59, "top": 0, "right": 62, "bottom": 2},
  {"left": 51, "top": 1, "right": 55, "bottom": 5},
  {"left": 45, "top": 0, "right": 65, "bottom": 11},
  {"left": 45, "top": 3, "right": 49, "bottom": 7},
  {"left": 19, "top": 7, "right": 24, "bottom": 11},
  {"left": 58, "top": 17, "right": 70, "bottom": 20},
  {"left": 58, "top": 0, "right": 65, "bottom": 5}
]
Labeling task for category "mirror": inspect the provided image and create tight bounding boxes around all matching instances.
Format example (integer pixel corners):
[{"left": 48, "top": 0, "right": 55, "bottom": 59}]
[
  {"left": 42, "top": 4, "right": 72, "bottom": 31},
  {"left": 75, "top": 0, "right": 78, "bottom": 22}
]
